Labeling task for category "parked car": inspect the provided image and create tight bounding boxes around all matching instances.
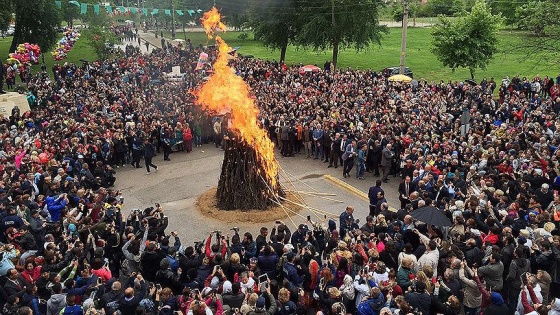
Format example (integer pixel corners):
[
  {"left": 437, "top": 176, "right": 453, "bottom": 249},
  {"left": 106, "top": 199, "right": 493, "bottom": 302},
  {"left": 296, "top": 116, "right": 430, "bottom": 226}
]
[{"left": 382, "top": 66, "right": 413, "bottom": 78}]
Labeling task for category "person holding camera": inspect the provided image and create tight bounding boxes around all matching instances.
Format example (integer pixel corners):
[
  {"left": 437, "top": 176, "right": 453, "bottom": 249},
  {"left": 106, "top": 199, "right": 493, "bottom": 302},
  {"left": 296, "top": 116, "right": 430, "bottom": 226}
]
[
  {"left": 246, "top": 283, "right": 277, "bottom": 315},
  {"left": 458, "top": 261, "right": 482, "bottom": 315}
]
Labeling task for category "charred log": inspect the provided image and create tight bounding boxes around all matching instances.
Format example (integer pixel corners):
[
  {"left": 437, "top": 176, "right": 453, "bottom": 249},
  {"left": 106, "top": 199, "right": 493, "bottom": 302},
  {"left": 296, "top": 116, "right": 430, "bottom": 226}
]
[{"left": 217, "top": 137, "right": 284, "bottom": 210}]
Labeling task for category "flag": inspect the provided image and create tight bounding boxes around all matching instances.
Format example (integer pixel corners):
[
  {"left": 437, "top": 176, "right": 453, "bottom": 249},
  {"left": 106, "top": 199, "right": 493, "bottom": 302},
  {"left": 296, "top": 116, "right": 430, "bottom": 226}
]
[
  {"left": 69, "top": 1, "right": 79, "bottom": 7},
  {"left": 55, "top": 1, "right": 61, "bottom": 9},
  {"left": 187, "top": 10, "right": 195, "bottom": 16},
  {"left": 195, "top": 52, "right": 208, "bottom": 70},
  {"left": 143, "top": 8, "right": 148, "bottom": 16},
  {"left": 165, "top": 9, "right": 171, "bottom": 16},
  {"left": 93, "top": 4, "right": 100, "bottom": 15},
  {"left": 176, "top": 9, "right": 183, "bottom": 16},
  {"left": 80, "top": 3, "right": 87, "bottom": 14},
  {"left": 105, "top": 5, "right": 112, "bottom": 14},
  {"left": 152, "top": 8, "right": 159, "bottom": 15}
]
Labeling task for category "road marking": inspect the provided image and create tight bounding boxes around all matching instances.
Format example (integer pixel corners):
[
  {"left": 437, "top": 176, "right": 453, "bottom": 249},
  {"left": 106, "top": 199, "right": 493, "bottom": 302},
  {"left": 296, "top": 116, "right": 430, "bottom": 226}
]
[{"left": 323, "top": 175, "right": 369, "bottom": 202}]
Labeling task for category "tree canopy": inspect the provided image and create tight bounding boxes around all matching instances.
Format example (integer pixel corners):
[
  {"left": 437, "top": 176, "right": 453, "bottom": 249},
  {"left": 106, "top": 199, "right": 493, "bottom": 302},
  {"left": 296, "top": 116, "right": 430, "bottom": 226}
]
[
  {"left": 487, "top": 0, "right": 529, "bottom": 27},
  {"left": 10, "top": 0, "right": 61, "bottom": 53},
  {"left": 0, "top": 0, "right": 11, "bottom": 32},
  {"left": 296, "top": 0, "right": 386, "bottom": 69},
  {"left": 515, "top": 0, "right": 560, "bottom": 62},
  {"left": 431, "top": 0, "right": 503, "bottom": 79},
  {"left": 247, "top": 0, "right": 301, "bottom": 63}
]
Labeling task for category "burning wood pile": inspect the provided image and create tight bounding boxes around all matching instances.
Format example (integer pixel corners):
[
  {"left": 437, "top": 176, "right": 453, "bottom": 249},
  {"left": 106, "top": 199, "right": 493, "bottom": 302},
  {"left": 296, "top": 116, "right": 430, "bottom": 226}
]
[{"left": 195, "top": 8, "right": 284, "bottom": 210}]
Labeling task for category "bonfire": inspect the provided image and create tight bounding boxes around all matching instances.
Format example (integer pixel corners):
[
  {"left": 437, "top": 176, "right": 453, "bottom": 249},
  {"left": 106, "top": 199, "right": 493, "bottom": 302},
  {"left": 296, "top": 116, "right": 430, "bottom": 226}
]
[{"left": 195, "top": 8, "right": 284, "bottom": 210}]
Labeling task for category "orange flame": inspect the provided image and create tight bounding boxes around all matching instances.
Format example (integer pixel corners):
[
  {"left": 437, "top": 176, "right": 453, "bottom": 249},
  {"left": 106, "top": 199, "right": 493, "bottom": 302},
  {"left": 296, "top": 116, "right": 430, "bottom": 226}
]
[
  {"left": 201, "top": 7, "right": 226, "bottom": 39},
  {"left": 195, "top": 8, "right": 279, "bottom": 189}
]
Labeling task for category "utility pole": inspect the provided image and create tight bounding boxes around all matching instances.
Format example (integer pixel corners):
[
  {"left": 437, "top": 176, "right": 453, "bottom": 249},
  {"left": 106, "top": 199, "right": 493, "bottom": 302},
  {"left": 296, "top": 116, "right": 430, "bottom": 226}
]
[
  {"left": 171, "top": 0, "right": 176, "bottom": 39},
  {"left": 399, "top": 0, "right": 409, "bottom": 75}
]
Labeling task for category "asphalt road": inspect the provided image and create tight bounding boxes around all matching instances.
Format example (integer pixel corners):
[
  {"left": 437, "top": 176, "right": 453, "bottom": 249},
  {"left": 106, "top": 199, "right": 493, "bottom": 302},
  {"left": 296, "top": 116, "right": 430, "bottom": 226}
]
[
  {"left": 114, "top": 145, "right": 401, "bottom": 245},
  {"left": 116, "top": 31, "right": 402, "bottom": 245}
]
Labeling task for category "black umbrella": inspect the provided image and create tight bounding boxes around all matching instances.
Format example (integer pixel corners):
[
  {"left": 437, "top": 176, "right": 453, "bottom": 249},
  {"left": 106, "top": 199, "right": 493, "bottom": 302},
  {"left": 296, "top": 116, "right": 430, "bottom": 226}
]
[{"left": 411, "top": 206, "right": 452, "bottom": 227}]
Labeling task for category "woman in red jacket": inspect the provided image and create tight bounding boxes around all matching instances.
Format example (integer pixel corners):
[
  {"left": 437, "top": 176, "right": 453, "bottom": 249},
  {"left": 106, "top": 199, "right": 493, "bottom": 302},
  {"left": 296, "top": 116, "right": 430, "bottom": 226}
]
[
  {"left": 183, "top": 123, "right": 193, "bottom": 153},
  {"left": 21, "top": 260, "right": 42, "bottom": 284}
]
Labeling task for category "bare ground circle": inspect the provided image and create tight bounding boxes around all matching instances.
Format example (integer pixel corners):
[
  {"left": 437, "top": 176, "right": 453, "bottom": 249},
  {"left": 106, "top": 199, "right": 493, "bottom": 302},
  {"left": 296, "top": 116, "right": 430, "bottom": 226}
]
[{"left": 196, "top": 187, "right": 304, "bottom": 224}]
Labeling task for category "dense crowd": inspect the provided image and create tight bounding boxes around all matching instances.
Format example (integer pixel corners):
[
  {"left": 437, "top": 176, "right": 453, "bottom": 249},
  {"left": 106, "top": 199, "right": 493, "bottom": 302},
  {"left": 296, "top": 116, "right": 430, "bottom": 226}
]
[{"left": 1, "top": 29, "right": 560, "bottom": 315}]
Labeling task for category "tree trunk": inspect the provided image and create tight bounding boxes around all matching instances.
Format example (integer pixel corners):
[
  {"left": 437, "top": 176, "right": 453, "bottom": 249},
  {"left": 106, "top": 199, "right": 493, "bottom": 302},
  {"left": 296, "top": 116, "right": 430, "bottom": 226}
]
[
  {"left": 470, "top": 68, "right": 475, "bottom": 80},
  {"left": 280, "top": 41, "right": 287, "bottom": 64},
  {"left": 332, "top": 38, "right": 339, "bottom": 70},
  {"left": 217, "top": 137, "right": 284, "bottom": 210},
  {"left": 9, "top": 26, "right": 22, "bottom": 53}
]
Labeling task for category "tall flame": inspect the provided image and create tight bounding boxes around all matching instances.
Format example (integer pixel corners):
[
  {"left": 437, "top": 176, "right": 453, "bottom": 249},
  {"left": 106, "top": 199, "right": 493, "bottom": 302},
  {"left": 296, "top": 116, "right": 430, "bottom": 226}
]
[
  {"left": 201, "top": 7, "right": 226, "bottom": 39},
  {"left": 195, "top": 8, "right": 279, "bottom": 188}
]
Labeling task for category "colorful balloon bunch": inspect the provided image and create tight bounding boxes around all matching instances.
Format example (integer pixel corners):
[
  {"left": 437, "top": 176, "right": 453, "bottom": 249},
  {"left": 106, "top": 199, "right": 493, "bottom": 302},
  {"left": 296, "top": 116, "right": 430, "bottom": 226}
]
[
  {"left": 6, "top": 43, "right": 41, "bottom": 65},
  {"left": 51, "top": 28, "right": 81, "bottom": 61}
]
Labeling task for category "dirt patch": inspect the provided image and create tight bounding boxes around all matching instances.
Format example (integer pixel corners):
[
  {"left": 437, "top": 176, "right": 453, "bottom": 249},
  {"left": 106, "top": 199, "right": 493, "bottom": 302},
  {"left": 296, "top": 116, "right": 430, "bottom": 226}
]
[{"left": 196, "top": 187, "right": 303, "bottom": 223}]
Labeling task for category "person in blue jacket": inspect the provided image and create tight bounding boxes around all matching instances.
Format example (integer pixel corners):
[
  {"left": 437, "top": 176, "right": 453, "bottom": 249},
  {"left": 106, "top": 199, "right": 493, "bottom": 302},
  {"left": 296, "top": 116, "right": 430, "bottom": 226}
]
[
  {"left": 282, "top": 252, "right": 303, "bottom": 290},
  {"left": 357, "top": 285, "right": 385, "bottom": 315},
  {"left": 45, "top": 194, "right": 68, "bottom": 222}
]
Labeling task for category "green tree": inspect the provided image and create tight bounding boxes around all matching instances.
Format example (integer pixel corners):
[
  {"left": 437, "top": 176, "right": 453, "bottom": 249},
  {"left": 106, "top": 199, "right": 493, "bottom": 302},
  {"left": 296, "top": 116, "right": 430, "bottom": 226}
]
[
  {"left": 84, "top": 25, "right": 118, "bottom": 60},
  {"left": 392, "top": 5, "right": 404, "bottom": 24},
  {"left": 431, "top": 0, "right": 502, "bottom": 79},
  {"left": 0, "top": 0, "right": 12, "bottom": 32},
  {"left": 10, "top": 0, "right": 61, "bottom": 53},
  {"left": 216, "top": 0, "right": 251, "bottom": 30},
  {"left": 515, "top": 0, "right": 560, "bottom": 62},
  {"left": 81, "top": 5, "right": 112, "bottom": 28},
  {"left": 487, "top": 0, "right": 528, "bottom": 28},
  {"left": 297, "top": 0, "right": 387, "bottom": 69},
  {"left": 248, "top": 0, "right": 301, "bottom": 63},
  {"left": 61, "top": 1, "right": 80, "bottom": 28},
  {"left": 425, "top": 0, "right": 463, "bottom": 16},
  {"left": 392, "top": 1, "right": 420, "bottom": 27}
]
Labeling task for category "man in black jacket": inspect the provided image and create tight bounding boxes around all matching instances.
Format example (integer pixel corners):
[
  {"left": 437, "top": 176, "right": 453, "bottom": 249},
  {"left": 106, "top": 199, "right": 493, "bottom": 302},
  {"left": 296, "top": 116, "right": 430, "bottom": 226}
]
[
  {"left": 4, "top": 268, "right": 29, "bottom": 298},
  {"left": 143, "top": 138, "right": 158, "bottom": 175},
  {"left": 100, "top": 281, "right": 123, "bottom": 314},
  {"left": 222, "top": 282, "right": 244, "bottom": 311},
  {"left": 404, "top": 281, "right": 431, "bottom": 315},
  {"left": 140, "top": 242, "right": 167, "bottom": 282},
  {"left": 330, "top": 132, "right": 342, "bottom": 168},
  {"left": 118, "top": 274, "right": 148, "bottom": 315}
]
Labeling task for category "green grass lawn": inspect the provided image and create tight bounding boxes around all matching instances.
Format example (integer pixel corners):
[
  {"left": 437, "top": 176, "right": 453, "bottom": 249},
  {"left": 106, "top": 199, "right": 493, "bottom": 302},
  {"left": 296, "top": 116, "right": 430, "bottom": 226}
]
[
  {"left": 171, "top": 28, "right": 555, "bottom": 82},
  {"left": 0, "top": 35, "right": 97, "bottom": 75},
  {"left": 1, "top": 27, "right": 554, "bottom": 83}
]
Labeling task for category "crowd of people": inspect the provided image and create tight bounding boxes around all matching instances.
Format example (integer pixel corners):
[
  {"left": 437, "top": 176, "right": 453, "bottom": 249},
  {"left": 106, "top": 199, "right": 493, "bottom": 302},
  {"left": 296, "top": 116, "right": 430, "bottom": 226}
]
[{"left": 1, "top": 26, "right": 560, "bottom": 315}]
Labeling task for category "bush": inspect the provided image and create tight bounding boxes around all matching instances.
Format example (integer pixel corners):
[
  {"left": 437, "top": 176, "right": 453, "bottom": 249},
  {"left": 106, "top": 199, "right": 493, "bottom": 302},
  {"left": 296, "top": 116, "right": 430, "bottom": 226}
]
[{"left": 238, "top": 32, "right": 249, "bottom": 41}]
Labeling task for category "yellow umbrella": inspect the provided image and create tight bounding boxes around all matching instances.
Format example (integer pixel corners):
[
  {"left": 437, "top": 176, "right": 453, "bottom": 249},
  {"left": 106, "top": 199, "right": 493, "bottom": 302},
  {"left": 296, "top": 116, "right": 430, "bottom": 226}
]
[{"left": 388, "top": 74, "right": 412, "bottom": 83}]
